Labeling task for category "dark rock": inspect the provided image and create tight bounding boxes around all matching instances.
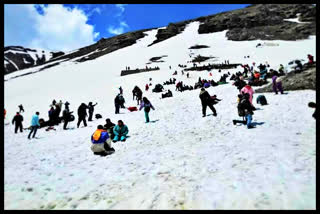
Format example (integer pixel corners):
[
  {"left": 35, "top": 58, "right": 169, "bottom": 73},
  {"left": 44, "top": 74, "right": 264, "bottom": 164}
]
[
  {"left": 197, "top": 4, "right": 315, "bottom": 41},
  {"left": 192, "top": 55, "right": 213, "bottom": 63},
  {"left": 50, "top": 51, "right": 65, "bottom": 59},
  {"left": 4, "top": 46, "right": 55, "bottom": 74},
  {"left": 255, "top": 64, "right": 316, "bottom": 93},
  {"left": 189, "top": 45, "right": 210, "bottom": 49},
  {"left": 148, "top": 22, "right": 191, "bottom": 46}
]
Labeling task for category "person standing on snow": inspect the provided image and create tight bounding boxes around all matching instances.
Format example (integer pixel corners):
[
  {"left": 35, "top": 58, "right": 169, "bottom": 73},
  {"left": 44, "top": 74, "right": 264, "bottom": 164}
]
[
  {"left": 28, "top": 112, "right": 40, "bottom": 139},
  {"left": 199, "top": 88, "right": 217, "bottom": 117},
  {"left": 88, "top": 102, "right": 98, "bottom": 121},
  {"left": 307, "top": 54, "right": 314, "bottom": 65},
  {"left": 64, "top": 101, "right": 70, "bottom": 110},
  {"left": 77, "top": 103, "right": 88, "bottom": 128},
  {"left": 272, "top": 73, "right": 284, "bottom": 95},
  {"left": 18, "top": 104, "right": 25, "bottom": 113},
  {"left": 12, "top": 112, "right": 23, "bottom": 133},
  {"left": 114, "top": 94, "right": 121, "bottom": 114},
  {"left": 48, "top": 107, "right": 55, "bottom": 126},
  {"left": 62, "top": 108, "right": 73, "bottom": 130},
  {"left": 139, "top": 97, "right": 155, "bottom": 123}
]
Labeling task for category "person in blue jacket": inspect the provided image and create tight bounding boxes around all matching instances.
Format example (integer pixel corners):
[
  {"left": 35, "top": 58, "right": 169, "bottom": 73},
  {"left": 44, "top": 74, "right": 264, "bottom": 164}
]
[
  {"left": 91, "top": 125, "right": 115, "bottom": 156},
  {"left": 113, "top": 120, "right": 129, "bottom": 142},
  {"left": 28, "top": 112, "right": 40, "bottom": 139}
]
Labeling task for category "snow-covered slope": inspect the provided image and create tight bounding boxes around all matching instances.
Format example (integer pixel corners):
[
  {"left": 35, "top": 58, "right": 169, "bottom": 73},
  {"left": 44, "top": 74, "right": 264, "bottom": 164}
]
[{"left": 4, "top": 22, "right": 316, "bottom": 209}]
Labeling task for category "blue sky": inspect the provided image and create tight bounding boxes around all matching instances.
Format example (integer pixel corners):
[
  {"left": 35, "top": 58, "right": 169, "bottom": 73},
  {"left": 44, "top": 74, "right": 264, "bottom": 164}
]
[{"left": 4, "top": 4, "right": 250, "bottom": 52}]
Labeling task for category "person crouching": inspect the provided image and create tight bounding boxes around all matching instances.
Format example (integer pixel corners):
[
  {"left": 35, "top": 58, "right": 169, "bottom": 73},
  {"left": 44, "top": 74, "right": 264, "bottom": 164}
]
[{"left": 91, "top": 125, "right": 115, "bottom": 156}]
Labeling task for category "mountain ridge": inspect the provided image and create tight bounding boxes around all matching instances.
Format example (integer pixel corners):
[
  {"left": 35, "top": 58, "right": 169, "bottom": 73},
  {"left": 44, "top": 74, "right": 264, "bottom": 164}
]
[{"left": 4, "top": 4, "right": 316, "bottom": 75}]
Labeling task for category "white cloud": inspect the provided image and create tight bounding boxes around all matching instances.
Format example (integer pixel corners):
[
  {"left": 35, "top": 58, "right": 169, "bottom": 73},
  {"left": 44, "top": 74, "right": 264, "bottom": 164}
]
[
  {"left": 120, "top": 21, "right": 128, "bottom": 28},
  {"left": 94, "top": 32, "right": 100, "bottom": 39},
  {"left": 87, "top": 7, "right": 101, "bottom": 16},
  {"left": 115, "top": 4, "right": 127, "bottom": 13},
  {"left": 107, "top": 21, "right": 129, "bottom": 35},
  {"left": 5, "top": 4, "right": 99, "bottom": 52},
  {"left": 115, "top": 4, "right": 128, "bottom": 17},
  {"left": 107, "top": 26, "right": 125, "bottom": 35}
]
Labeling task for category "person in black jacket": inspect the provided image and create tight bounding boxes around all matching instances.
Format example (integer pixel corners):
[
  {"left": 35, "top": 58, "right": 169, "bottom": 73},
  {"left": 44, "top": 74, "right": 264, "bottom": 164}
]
[
  {"left": 114, "top": 95, "right": 121, "bottom": 114},
  {"left": 88, "top": 102, "right": 98, "bottom": 121},
  {"left": 12, "top": 112, "right": 23, "bottom": 133},
  {"left": 104, "top": 118, "right": 116, "bottom": 139},
  {"left": 63, "top": 108, "right": 73, "bottom": 130},
  {"left": 233, "top": 76, "right": 246, "bottom": 92},
  {"left": 18, "top": 104, "right": 24, "bottom": 113},
  {"left": 308, "top": 102, "right": 316, "bottom": 120},
  {"left": 77, "top": 103, "right": 88, "bottom": 128},
  {"left": 233, "top": 93, "right": 255, "bottom": 128},
  {"left": 199, "top": 88, "right": 217, "bottom": 117}
]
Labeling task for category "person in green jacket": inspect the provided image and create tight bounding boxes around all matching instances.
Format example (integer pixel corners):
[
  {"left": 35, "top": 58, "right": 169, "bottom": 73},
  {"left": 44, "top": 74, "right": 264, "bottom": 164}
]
[{"left": 113, "top": 120, "right": 129, "bottom": 142}]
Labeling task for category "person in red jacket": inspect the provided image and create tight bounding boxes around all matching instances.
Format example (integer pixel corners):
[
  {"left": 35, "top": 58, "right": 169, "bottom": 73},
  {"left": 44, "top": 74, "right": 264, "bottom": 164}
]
[
  {"left": 307, "top": 54, "right": 314, "bottom": 65},
  {"left": 145, "top": 84, "right": 149, "bottom": 91},
  {"left": 4, "top": 109, "right": 6, "bottom": 119}
]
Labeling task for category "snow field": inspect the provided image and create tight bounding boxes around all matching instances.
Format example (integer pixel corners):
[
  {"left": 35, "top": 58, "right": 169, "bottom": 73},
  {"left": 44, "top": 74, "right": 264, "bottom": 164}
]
[{"left": 4, "top": 21, "right": 316, "bottom": 209}]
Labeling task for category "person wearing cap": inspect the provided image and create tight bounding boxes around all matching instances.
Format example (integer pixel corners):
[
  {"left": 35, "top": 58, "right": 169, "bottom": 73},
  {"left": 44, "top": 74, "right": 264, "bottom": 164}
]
[
  {"left": 12, "top": 112, "right": 24, "bottom": 133},
  {"left": 88, "top": 102, "right": 98, "bottom": 121},
  {"left": 199, "top": 88, "right": 217, "bottom": 117},
  {"left": 103, "top": 118, "right": 115, "bottom": 139},
  {"left": 113, "top": 120, "right": 129, "bottom": 142}
]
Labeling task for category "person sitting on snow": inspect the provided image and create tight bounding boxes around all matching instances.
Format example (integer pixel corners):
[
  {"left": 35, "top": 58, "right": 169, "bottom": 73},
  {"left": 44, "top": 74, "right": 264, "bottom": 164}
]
[
  {"left": 307, "top": 54, "right": 314, "bottom": 65},
  {"left": 91, "top": 125, "right": 115, "bottom": 156},
  {"left": 113, "top": 120, "right": 129, "bottom": 142}
]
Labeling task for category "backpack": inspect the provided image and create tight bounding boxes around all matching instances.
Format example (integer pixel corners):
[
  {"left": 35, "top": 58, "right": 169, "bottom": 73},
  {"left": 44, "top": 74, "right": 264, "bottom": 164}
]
[
  {"left": 95, "top": 114, "right": 102, "bottom": 119},
  {"left": 257, "top": 95, "right": 267, "bottom": 105},
  {"left": 237, "top": 104, "right": 246, "bottom": 117},
  {"left": 237, "top": 98, "right": 247, "bottom": 117}
]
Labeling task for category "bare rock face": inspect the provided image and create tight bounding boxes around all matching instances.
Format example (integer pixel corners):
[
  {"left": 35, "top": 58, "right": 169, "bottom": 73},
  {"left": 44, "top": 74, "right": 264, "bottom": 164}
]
[
  {"left": 148, "top": 22, "right": 190, "bottom": 46},
  {"left": 147, "top": 4, "right": 315, "bottom": 46},
  {"left": 255, "top": 65, "right": 316, "bottom": 93},
  {"left": 47, "top": 29, "right": 148, "bottom": 64},
  {"left": 197, "top": 4, "right": 315, "bottom": 41},
  {"left": 4, "top": 46, "right": 64, "bottom": 74}
]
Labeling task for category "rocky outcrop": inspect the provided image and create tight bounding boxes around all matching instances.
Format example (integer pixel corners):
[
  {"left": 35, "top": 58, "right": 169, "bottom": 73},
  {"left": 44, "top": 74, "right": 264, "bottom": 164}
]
[
  {"left": 197, "top": 4, "right": 316, "bottom": 41},
  {"left": 226, "top": 22, "right": 315, "bottom": 41},
  {"left": 148, "top": 4, "right": 316, "bottom": 45},
  {"left": 189, "top": 45, "right": 210, "bottom": 49},
  {"left": 47, "top": 29, "right": 149, "bottom": 64},
  {"left": 255, "top": 65, "right": 316, "bottom": 93},
  {"left": 4, "top": 30, "right": 149, "bottom": 75},
  {"left": 148, "top": 22, "right": 191, "bottom": 46},
  {"left": 4, "top": 46, "right": 64, "bottom": 74}
]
